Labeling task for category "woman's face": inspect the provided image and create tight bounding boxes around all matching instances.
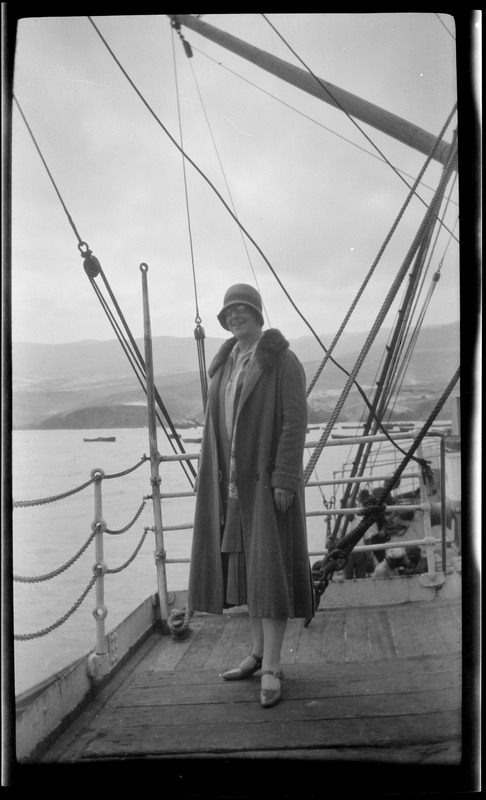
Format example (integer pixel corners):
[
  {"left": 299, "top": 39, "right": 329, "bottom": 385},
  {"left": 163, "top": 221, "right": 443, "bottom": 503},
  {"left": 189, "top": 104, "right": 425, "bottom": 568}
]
[{"left": 224, "top": 304, "right": 262, "bottom": 341}]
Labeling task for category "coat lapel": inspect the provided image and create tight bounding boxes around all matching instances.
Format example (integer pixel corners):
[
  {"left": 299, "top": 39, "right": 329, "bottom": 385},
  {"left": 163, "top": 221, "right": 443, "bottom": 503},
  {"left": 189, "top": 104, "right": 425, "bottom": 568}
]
[{"left": 207, "top": 329, "right": 289, "bottom": 425}]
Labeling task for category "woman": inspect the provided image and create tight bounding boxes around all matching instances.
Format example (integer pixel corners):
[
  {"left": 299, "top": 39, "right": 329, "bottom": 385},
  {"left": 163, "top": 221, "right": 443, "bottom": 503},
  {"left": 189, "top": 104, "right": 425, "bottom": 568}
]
[{"left": 188, "top": 283, "right": 314, "bottom": 708}]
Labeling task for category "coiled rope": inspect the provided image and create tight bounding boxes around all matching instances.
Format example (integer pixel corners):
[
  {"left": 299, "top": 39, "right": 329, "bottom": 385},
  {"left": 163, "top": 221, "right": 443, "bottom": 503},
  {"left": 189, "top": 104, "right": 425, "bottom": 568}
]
[{"left": 167, "top": 606, "right": 194, "bottom": 640}]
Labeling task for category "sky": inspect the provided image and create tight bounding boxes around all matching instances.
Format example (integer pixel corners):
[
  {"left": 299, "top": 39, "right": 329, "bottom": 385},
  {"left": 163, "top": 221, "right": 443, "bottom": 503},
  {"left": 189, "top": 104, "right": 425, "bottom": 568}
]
[{"left": 9, "top": 12, "right": 466, "bottom": 346}]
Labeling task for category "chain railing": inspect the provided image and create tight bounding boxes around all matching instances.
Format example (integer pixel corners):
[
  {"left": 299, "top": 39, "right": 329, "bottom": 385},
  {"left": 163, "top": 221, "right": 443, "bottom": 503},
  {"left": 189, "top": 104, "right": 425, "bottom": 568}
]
[{"left": 13, "top": 456, "right": 152, "bottom": 677}]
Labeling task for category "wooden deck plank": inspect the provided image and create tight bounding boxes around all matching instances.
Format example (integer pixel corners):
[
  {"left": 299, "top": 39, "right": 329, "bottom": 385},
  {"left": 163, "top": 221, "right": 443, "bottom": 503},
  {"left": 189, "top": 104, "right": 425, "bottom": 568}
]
[
  {"left": 344, "top": 608, "right": 372, "bottom": 661},
  {"left": 39, "top": 599, "right": 462, "bottom": 766},
  {"left": 177, "top": 616, "right": 229, "bottom": 669},
  {"left": 281, "top": 617, "right": 303, "bottom": 664},
  {"left": 118, "top": 665, "right": 462, "bottom": 705},
  {"left": 133, "top": 648, "right": 462, "bottom": 687},
  {"left": 156, "top": 741, "right": 461, "bottom": 764},
  {"left": 226, "top": 616, "right": 253, "bottom": 666},
  {"left": 146, "top": 616, "right": 206, "bottom": 672},
  {"left": 408, "top": 603, "right": 459, "bottom": 656},
  {"left": 79, "top": 709, "right": 461, "bottom": 760},
  {"left": 295, "top": 610, "right": 327, "bottom": 663},
  {"left": 428, "top": 602, "right": 462, "bottom": 651},
  {"left": 367, "top": 608, "right": 398, "bottom": 659},
  {"left": 202, "top": 614, "right": 248, "bottom": 671},
  {"left": 94, "top": 685, "right": 461, "bottom": 723},
  {"left": 319, "top": 609, "right": 346, "bottom": 663},
  {"left": 388, "top": 603, "right": 428, "bottom": 658}
]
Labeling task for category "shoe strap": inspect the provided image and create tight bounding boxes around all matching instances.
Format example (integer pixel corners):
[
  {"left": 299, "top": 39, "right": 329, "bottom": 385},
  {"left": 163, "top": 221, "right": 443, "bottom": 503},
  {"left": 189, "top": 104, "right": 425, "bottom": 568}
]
[
  {"left": 250, "top": 653, "right": 263, "bottom": 664},
  {"left": 261, "top": 670, "right": 283, "bottom": 680}
]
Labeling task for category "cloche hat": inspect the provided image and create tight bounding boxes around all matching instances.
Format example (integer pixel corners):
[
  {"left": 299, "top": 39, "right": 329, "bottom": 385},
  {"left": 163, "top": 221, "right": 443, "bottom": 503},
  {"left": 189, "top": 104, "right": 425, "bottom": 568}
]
[{"left": 217, "top": 283, "right": 264, "bottom": 331}]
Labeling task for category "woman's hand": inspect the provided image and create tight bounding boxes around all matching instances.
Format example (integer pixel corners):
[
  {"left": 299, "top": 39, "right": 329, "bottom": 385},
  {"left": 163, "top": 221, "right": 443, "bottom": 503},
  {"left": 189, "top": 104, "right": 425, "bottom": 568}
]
[{"left": 273, "top": 487, "right": 294, "bottom": 513}]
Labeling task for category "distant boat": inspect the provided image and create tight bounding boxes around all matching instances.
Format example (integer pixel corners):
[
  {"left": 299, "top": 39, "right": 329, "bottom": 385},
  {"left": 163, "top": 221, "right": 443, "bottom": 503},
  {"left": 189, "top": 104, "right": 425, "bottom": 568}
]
[{"left": 83, "top": 436, "right": 116, "bottom": 442}]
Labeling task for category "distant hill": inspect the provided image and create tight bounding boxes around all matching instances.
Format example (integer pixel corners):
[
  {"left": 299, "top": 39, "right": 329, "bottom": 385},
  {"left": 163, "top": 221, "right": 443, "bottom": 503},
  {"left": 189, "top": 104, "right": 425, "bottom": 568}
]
[{"left": 12, "top": 321, "right": 460, "bottom": 429}]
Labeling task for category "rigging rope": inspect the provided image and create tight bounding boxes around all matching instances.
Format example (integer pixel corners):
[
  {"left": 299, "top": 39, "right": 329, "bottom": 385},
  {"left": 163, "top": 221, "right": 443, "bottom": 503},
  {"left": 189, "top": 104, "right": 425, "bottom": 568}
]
[
  {"left": 13, "top": 97, "right": 85, "bottom": 246},
  {"left": 87, "top": 15, "right": 457, "bottom": 466},
  {"left": 305, "top": 106, "right": 457, "bottom": 398},
  {"left": 310, "top": 365, "right": 460, "bottom": 608},
  {"left": 15, "top": 19, "right": 459, "bottom": 476},
  {"left": 261, "top": 13, "right": 459, "bottom": 243},
  {"left": 14, "top": 92, "right": 196, "bottom": 485},
  {"left": 189, "top": 43, "right": 456, "bottom": 204},
  {"left": 171, "top": 28, "right": 208, "bottom": 411},
  {"left": 303, "top": 138, "right": 458, "bottom": 485},
  {"left": 333, "top": 146, "right": 458, "bottom": 520},
  {"left": 173, "top": 24, "right": 271, "bottom": 328},
  {"left": 83, "top": 248, "right": 197, "bottom": 485},
  {"left": 334, "top": 168, "right": 458, "bottom": 493}
]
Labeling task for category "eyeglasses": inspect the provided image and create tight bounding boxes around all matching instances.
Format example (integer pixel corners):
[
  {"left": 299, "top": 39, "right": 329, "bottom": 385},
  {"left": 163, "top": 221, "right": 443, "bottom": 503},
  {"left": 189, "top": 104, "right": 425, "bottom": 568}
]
[{"left": 224, "top": 304, "right": 251, "bottom": 318}]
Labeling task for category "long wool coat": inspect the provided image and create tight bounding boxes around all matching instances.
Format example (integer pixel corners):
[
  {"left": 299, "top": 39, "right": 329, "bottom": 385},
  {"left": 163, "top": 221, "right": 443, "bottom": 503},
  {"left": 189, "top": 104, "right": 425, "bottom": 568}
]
[{"left": 188, "top": 328, "right": 315, "bottom": 619}]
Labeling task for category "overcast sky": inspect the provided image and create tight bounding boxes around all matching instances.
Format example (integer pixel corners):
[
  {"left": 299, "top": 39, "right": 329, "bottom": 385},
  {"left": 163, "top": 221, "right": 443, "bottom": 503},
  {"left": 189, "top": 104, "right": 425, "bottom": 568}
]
[{"left": 10, "top": 13, "right": 462, "bottom": 346}]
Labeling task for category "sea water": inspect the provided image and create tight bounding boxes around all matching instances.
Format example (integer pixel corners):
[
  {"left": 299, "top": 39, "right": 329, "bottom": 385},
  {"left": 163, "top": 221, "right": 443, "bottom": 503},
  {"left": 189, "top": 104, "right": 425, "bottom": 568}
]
[{"left": 10, "top": 426, "right": 411, "bottom": 696}]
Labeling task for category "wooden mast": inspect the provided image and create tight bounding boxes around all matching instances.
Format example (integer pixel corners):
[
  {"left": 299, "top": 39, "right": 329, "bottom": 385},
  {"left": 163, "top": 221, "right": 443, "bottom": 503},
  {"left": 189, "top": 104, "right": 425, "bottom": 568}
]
[{"left": 174, "top": 14, "right": 453, "bottom": 166}]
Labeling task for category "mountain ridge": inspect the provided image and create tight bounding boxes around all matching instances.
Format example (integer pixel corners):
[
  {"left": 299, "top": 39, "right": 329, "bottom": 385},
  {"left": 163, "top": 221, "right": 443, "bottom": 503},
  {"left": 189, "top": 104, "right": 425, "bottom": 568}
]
[{"left": 12, "top": 321, "right": 460, "bottom": 429}]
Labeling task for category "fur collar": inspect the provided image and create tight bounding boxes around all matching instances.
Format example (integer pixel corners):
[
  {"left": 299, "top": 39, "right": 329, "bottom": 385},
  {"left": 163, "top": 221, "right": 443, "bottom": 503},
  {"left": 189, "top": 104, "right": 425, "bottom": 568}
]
[{"left": 208, "top": 328, "right": 289, "bottom": 378}]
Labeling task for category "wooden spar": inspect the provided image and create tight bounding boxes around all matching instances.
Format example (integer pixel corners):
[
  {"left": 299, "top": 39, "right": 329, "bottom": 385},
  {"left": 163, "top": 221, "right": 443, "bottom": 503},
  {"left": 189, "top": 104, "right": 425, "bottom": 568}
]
[
  {"left": 140, "top": 263, "right": 170, "bottom": 634},
  {"left": 174, "top": 15, "right": 453, "bottom": 166}
]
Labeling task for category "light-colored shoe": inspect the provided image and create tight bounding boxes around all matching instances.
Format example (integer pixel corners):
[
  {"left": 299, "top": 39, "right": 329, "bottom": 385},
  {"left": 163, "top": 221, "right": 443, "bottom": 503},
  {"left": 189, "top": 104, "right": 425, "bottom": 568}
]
[
  {"left": 260, "top": 670, "right": 284, "bottom": 708},
  {"left": 222, "top": 653, "right": 263, "bottom": 681}
]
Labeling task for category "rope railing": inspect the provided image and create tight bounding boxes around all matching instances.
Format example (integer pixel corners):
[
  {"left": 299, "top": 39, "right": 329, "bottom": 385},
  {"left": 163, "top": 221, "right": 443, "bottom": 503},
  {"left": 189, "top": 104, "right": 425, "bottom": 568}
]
[
  {"left": 105, "top": 527, "right": 151, "bottom": 574},
  {"left": 106, "top": 498, "right": 149, "bottom": 534},
  {"left": 13, "top": 529, "right": 97, "bottom": 584},
  {"left": 14, "top": 575, "right": 99, "bottom": 642},
  {"left": 13, "top": 462, "right": 154, "bottom": 647},
  {"left": 12, "top": 476, "right": 97, "bottom": 509},
  {"left": 13, "top": 421, "right": 457, "bottom": 652},
  {"left": 12, "top": 455, "right": 149, "bottom": 509}
]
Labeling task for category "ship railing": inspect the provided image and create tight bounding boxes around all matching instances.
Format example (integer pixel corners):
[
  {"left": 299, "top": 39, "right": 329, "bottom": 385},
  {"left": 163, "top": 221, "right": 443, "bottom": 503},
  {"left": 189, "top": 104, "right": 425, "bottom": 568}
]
[
  {"left": 13, "top": 459, "right": 153, "bottom": 684},
  {"left": 12, "top": 430, "right": 452, "bottom": 689},
  {"left": 158, "top": 430, "right": 451, "bottom": 585}
]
